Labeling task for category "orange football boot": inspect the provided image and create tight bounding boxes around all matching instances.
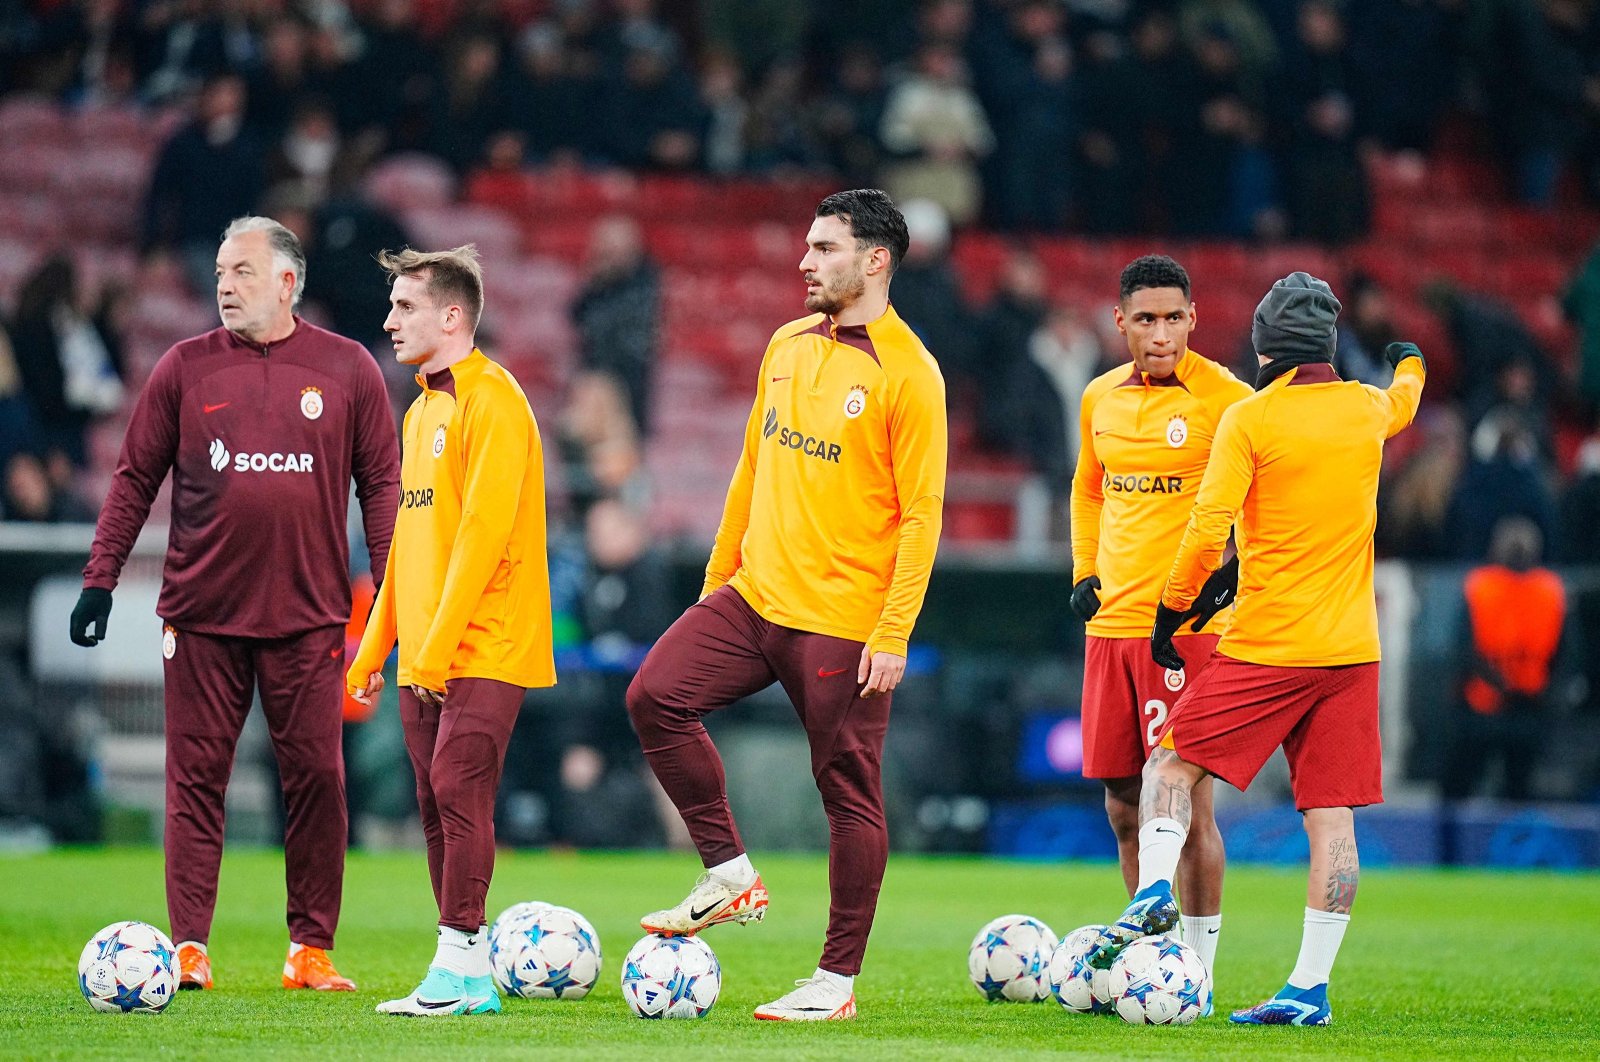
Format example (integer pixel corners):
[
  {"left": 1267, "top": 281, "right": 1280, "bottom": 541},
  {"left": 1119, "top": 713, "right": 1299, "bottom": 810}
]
[
  {"left": 176, "top": 943, "right": 213, "bottom": 990},
  {"left": 282, "top": 945, "right": 357, "bottom": 991}
]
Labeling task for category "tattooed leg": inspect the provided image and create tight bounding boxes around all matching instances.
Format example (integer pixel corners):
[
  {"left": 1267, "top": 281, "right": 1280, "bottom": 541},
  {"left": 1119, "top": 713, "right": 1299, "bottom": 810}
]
[
  {"left": 1303, "top": 807, "right": 1359, "bottom": 914},
  {"left": 1139, "top": 746, "right": 1209, "bottom": 832}
]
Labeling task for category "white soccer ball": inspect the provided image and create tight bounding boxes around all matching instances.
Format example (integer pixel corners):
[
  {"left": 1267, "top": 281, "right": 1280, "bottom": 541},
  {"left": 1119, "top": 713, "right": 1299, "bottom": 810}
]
[
  {"left": 488, "top": 900, "right": 551, "bottom": 952},
  {"left": 1048, "top": 923, "right": 1115, "bottom": 1014},
  {"left": 1106, "top": 936, "right": 1211, "bottom": 1025},
  {"left": 77, "top": 921, "right": 177, "bottom": 1014},
  {"left": 620, "top": 933, "right": 721, "bottom": 1019},
  {"left": 490, "top": 906, "right": 602, "bottom": 999},
  {"left": 968, "top": 914, "right": 1057, "bottom": 1002}
]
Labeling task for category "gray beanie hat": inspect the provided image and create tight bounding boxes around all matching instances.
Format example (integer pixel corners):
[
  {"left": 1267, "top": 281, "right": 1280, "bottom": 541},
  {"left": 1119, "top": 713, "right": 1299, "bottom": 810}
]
[{"left": 1252, "top": 272, "right": 1342, "bottom": 362}]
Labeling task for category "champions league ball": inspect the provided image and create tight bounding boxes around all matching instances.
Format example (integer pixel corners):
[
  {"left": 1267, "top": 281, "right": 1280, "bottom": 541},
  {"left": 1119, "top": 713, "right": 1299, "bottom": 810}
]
[
  {"left": 490, "top": 905, "right": 602, "bottom": 999},
  {"left": 620, "top": 933, "right": 722, "bottom": 1019},
  {"left": 1048, "top": 924, "right": 1115, "bottom": 1014},
  {"left": 1106, "top": 936, "right": 1211, "bottom": 1025},
  {"left": 967, "top": 914, "right": 1057, "bottom": 1002},
  {"left": 77, "top": 921, "right": 177, "bottom": 1014},
  {"left": 488, "top": 900, "right": 551, "bottom": 952}
]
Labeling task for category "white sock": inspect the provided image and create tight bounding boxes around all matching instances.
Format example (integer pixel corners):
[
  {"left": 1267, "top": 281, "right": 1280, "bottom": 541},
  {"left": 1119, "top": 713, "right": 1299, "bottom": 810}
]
[
  {"left": 288, "top": 942, "right": 304, "bottom": 957},
  {"left": 177, "top": 940, "right": 207, "bottom": 955},
  {"left": 1136, "top": 818, "right": 1187, "bottom": 893},
  {"left": 432, "top": 925, "right": 477, "bottom": 977},
  {"left": 708, "top": 853, "right": 754, "bottom": 883},
  {"left": 1183, "top": 914, "right": 1222, "bottom": 972},
  {"left": 465, "top": 925, "right": 491, "bottom": 979},
  {"left": 814, "top": 967, "right": 854, "bottom": 993},
  {"left": 1287, "top": 908, "right": 1350, "bottom": 990}
]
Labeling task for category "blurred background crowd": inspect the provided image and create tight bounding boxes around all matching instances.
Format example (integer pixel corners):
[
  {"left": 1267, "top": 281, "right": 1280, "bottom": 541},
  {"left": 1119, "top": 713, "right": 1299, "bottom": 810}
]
[{"left": 3, "top": 0, "right": 1600, "bottom": 865}]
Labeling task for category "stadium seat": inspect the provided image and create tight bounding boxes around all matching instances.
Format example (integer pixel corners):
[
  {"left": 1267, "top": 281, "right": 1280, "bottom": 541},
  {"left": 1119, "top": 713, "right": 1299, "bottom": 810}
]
[{"left": 363, "top": 153, "right": 458, "bottom": 213}]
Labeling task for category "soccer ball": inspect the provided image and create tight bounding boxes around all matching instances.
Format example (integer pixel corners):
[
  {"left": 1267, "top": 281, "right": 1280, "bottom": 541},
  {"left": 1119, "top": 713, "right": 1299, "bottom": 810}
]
[
  {"left": 1106, "top": 936, "right": 1211, "bottom": 1025},
  {"left": 490, "top": 906, "right": 602, "bottom": 999},
  {"left": 620, "top": 933, "right": 721, "bottom": 1019},
  {"left": 488, "top": 900, "right": 550, "bottom": 951},
  {"left": 967, "top": 914, "right": 1056, "bottom": 1002},
  {"left": 77, "top": 921, "right": 177, "bottom": 1014},
  {"left": 1048, "top": 924, "right": 1114, "bottom": 1014}
]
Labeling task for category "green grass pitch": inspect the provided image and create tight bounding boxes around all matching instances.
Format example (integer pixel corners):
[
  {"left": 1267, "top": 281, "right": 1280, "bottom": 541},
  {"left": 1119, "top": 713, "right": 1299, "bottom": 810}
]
[{"left": 3, "top": 847, "right": 1596, "bottom": 1059}]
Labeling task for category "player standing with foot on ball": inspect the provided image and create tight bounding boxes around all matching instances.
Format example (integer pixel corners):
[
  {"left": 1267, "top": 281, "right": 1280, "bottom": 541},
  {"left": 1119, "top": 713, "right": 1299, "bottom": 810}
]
[
  {"left": 73, "top": 216, "right": 399, "bottom": 994},
  {"left": 347, "top": 246, "right": 555, "bottom": 1016},
  {"left": 626, "top": 189, "right": 947, "bottom": 1021},
  {"left": 1085, "top": 273, "right": 1426, "bottom": 1026},
  {"left": 1070, "top": 255, "right": 1250, "bottom": 986}
]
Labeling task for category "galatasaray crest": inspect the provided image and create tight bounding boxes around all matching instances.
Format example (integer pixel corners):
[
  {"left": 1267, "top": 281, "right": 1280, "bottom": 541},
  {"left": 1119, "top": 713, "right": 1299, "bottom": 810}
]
[{"left": 1166, "top": 415, "right": 1187, "bottom": 448}]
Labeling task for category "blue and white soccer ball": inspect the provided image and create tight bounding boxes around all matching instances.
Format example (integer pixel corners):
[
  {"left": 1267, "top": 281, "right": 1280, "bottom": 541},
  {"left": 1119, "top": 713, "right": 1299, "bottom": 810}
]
[
  {"left": 77, "top": 921, "right": 177, "bottom": 1014},
  {"left": 1048, "top": 923, "right": 1115, "bottom": 1014},
  {"left": 620, "top": 933, "right": 721, "bottom": 1019},
  {"left": 490, "top": 905, "right": 602, "bottom": 999},
  {"left": 488, "top": 900, "right": 550, "bottom": 953},
  {"left": 968, "top": 914, "right": 1057, "bottom": 1002},
  {"left": 1106, "top": 936, "right": 1211, "bottom": 1025}
]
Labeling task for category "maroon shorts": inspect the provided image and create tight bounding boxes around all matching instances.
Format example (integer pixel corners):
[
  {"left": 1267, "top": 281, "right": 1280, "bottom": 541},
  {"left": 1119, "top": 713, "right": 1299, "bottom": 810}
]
[
  {"left": 1081, "top": 633, "right": 1220, "bottom": 779},
  {"left": 1160, "top": 654, "right": 1383, "bottom": 810}
]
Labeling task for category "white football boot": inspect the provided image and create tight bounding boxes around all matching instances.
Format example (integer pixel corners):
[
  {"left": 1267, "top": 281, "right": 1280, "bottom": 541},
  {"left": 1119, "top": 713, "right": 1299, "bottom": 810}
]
[
  {"left": 753, "top": 974, "right": 857, "bottom": 1021},
  {"left": 640, "top": 870, "right": 768, "bottom": 936}
]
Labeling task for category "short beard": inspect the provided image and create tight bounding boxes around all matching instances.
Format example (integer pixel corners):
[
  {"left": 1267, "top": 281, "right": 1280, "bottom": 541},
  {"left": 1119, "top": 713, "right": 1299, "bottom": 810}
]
[{"left": 805, "top": 266, "right": 867, "bottom": 316}]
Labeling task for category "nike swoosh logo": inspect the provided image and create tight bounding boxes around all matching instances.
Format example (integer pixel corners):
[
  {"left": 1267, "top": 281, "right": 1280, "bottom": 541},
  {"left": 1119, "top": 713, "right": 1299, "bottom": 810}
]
[
  {"left": 689, "top": 903, "right": 721, "bottom": 921},
  {"left": 415, "top": 997, "right": 463, "bottom": 1010},
  {"left": 818, "top": 667, "right": 848, "bottom": 678},
  {"left": 1206, "top": 928, "right": 1219, "bottom": 935},
  {"left": 771, "top": 376, "right": 792, "bottom": 383},
  {"left": 1154, "top": 827, "right": 1180, "bottom": 837},
  {"left": 203, "top": 402, "right": 230, "bottom": 413}
]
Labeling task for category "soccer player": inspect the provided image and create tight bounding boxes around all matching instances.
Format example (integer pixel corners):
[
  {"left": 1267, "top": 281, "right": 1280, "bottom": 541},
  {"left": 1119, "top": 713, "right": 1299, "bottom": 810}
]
[
  {"left": 71, "top": 216, "right": 400, "bottom": 992},
  {"left": 1087, "top": 273, "right": 1427, "bottom": 1026},
  {"left": 346, "top": 245, "right": 555, "bottom": 1017},
  {"left": 1070, "top": 255, "right": 1251, "bottom": 981},
  {"left": 625, "top": 189, "right": 947, "bottom": 1021}
]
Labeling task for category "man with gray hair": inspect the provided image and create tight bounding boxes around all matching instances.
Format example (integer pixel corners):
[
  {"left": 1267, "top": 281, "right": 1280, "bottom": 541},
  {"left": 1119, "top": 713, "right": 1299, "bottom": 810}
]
[{"left": 72, "top": 215, "right": 401, "bottom": 993}]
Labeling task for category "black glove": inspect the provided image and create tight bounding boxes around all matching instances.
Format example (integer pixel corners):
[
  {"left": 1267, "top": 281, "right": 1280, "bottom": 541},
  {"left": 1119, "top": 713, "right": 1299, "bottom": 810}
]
[
  {"left": 1070, "top": 576, "right": 1102, "bottom": 622},
  {"left": 1188, "top": 556, "right": 1239, "bottom": 632},
  {"left": 1384, "top": 341, "right": 1425, "bottom": 371},
  {"left": 70, "top": 588, "right": 113, "bottom": 647},
  {"left": 1151, "top": 602, "right": 1189, "bottom": 672}
]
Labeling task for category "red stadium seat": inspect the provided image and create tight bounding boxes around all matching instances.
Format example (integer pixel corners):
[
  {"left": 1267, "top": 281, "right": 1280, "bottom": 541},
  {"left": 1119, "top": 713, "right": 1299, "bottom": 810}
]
[{"left": 363, "top": 153, "right": 458, "bottom": 213}]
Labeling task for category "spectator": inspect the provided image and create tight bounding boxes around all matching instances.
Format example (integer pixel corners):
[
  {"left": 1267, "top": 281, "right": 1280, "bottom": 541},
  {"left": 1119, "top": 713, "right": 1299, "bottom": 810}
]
[
  {"left": 426, "top": 32, "right": 507, "bottom": 174},
  {"left": 887, "top": 199, "right": 972, "bottom": 379},
  {"left": 697, "top": 48, "right": 748, "bottom": 175},
  {"left": 9, "top": 255, "right": 125, "bottom": 469},
  {"left": 812, "top": 42, "right": 888, "bottom": 186},
  {"left": 1180, "top": 21, "right": 1281, "bottom": 238},
  {"left": 1334, "top": 274, "right": 1398, "bottom": 386},
  {"left": 344, "top": 0, "right": 438, "bottom": 149},
  {"left": 599, "top": 39, "right": 704, "bottom": 170},
  {"left": 1562, "top": 237, "right": 1600, "bottom": 409},
  {"left": 1275, "top": 0, "right": 1367, "bottom": 243},
  {"left": 0, "top": 322, "right": 33, "bottom": 471},
  {"left": 743, "top": 56, "right": 821, "bottom": 172},
  {"left": 510, "top": 21, "right": 603, "bottom": 164},
  {"left": 879, "top": 42, "right": 996, "bottom": 225},
  {"left": 1557, "top": 437, "right": 1600, "bottom": 563},
  {"left": 3, "top": 451, "right": 94, "bottom": 522},
  {"left": 1423, "top": 278, "right": 1556, "bottom": 414},
  {"left": 1378, "top": 406, "right": 1466, "bottom": 559},
  {"left": 572, "top": 217, "right": 661, "bottom": 434},
  {"left": 1442, "top": 516, "right": 1566, "bottom": 802},
  {"left": 971, "top": 247, "right": 1050, "bottom": 450},
  {"left": 266, "top": 98, "right": 342, "bottom": 200},
  {"left": 1009, "top": 302, "right": 1104, "bottom": 496},
  {"left": 142, "top": 72, "right": 266, "bottom": 292},
  {"left": 134, "top": 0, "right": 257, "bottom": 102},
  {"left": 1445, "top": 410, "right": 1558, "bottom": 561},
  {"left": 246, "top": 16, "right": 314, "bottom": 140},
  {"left": 1347, "top": 0, "right": 1453, "bottom": 154},
  {"left": 556, "top": 370, "right": 647, "bottom": 520}
]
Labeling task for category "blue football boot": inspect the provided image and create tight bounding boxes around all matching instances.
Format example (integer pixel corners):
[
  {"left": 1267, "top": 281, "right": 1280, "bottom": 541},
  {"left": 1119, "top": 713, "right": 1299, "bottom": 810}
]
[
  {"left": 1082, "top": 881, "right": 1181, "bottom": 969},
  {"left": 1229, "top": 982, "right": 1332, "bottom": 1026}
]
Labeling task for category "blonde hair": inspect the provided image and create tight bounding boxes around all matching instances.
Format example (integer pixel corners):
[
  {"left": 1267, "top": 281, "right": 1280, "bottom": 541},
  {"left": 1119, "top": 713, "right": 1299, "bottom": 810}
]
[{"left": 376, "top": 244, "right": 484, "bottom": 329}]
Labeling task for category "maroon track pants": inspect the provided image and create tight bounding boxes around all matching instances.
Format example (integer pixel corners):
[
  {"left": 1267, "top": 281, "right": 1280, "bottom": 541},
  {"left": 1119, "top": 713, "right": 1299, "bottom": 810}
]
[
  {"left": 161, "top": 624, "right": 346, "bottom": 948},
  {"left": 399, "top": 678, "right": 524, "bottom": 933},
  {"left": 625, "top": 586, "right": 892, "bottom": 976}
]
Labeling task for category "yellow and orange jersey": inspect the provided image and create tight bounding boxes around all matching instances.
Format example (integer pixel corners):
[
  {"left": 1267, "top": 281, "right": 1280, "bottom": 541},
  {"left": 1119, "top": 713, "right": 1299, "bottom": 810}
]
[
  {"left": 347, "top": 348, "right": 555, "bottom": 694},
  {"left": 704, "top": 305, "right": 948, "bottom": 656},
  {"left": 1071, "top": 349, "right": 1253, "bottom": 638},
  {"left": 1162, "top": 358, "right": 1426, "bottom": 666}
]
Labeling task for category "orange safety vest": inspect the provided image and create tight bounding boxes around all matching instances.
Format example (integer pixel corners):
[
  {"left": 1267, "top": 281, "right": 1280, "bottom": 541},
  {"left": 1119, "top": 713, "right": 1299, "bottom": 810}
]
[{"left": 1463, "top": 564, "right": 1565, "bottom": 715}]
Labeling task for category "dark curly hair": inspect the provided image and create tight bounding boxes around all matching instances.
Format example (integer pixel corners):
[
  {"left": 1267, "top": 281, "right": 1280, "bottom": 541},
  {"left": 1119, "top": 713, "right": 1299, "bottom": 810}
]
[
  {"left": 1120, "top": 255, "right": 1192, "bottom": 301},
  {"left": 815, "top": 189, "right": 911, "bottom": 274}
]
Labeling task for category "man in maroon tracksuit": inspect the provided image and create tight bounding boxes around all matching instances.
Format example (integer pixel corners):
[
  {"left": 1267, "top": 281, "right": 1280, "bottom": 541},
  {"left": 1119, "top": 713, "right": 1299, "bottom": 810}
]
[{"left": 71, "top": 216, "right": 400, "bottom": 992}]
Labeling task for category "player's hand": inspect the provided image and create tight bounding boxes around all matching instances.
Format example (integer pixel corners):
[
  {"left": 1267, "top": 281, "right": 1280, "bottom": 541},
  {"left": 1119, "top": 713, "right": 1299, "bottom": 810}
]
[
  {"left": 1188, "top": 557, "right": 1239, "bottom": 632},
  {"left": 70, "top": 588, "right": 113, "bottom": 647},
  {"left": 1151, "top": 603, "right": 1189, "bottom": 672},
  {"left": 411, "top": 683, "right": 445, "bottom": 708},
  {"left": 1069, "top": 576, "right": 1102, "bottom": 622},
  {"left": 857, "top": 645, "right": 906, "bottom": 698},
  {"left": 349, "top": 671, "right": 385, "bottom": 707},
  {"left": 1384, "top": 341, "right": 1425, "bottom": 370}
]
